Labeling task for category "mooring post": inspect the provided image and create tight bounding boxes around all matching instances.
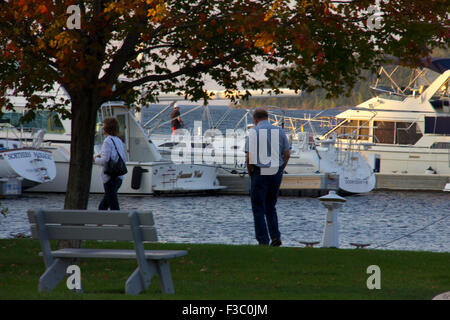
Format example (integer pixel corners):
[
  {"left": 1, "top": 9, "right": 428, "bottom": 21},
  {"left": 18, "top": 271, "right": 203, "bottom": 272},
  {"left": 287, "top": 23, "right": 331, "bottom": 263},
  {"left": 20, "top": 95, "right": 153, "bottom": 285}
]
[{"left": 319, "top": 190, "right": 346, "bottom": 248}]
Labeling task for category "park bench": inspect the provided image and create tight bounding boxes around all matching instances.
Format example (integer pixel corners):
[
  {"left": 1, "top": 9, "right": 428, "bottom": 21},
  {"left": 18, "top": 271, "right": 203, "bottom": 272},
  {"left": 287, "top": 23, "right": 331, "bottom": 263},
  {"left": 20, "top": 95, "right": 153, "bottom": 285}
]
[{"left": 27, "top": 209, "right": 188, "bottom": 295}]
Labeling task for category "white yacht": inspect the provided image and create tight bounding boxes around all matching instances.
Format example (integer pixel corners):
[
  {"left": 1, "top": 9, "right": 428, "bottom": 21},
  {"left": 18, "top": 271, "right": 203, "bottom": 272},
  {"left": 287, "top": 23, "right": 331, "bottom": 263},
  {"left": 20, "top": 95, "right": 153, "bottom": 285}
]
[
  {"left": 317, "top": 58, "right": 450, "bottom": 189},
  {"left": 147, "top": 108, "right": 376, "bottom": 194},
  {"left": 0, "top": 125, "right": 56, "bottom": 195},
  {"left": 0, "top": 97, "right": 225, "bottom": 194}
]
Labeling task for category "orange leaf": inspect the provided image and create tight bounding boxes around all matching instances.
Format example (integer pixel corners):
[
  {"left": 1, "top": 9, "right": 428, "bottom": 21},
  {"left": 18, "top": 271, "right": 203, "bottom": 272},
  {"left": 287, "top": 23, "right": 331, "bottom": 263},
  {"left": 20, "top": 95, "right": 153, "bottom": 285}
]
[{"left": 37, "top": 5, "right": 48, "bottom": 15}]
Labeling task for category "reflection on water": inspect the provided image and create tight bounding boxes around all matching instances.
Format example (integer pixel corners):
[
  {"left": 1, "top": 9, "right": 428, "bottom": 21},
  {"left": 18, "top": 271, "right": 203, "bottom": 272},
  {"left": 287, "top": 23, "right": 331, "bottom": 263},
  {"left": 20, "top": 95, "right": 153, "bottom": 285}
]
[{"left": 0, "top": 191, "right": 449, "bottom": 253}]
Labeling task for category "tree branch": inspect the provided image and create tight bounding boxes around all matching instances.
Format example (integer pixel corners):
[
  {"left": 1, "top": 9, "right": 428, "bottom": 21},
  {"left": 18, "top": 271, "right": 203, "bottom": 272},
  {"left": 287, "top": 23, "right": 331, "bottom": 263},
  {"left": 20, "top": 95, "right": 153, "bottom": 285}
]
[
  {"left": 113, "top": 48, "right": 247, "bottom": 98},
  {"left": 100, "top": 30, "right": 141, "bottom": 85}
]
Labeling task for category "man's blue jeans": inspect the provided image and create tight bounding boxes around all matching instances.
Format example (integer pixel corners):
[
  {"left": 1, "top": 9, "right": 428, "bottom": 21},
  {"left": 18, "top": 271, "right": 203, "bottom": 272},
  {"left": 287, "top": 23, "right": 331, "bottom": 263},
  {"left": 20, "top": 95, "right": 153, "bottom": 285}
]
[
  {"left": 99, "top": 177, "right": 123, "bottom": 210},
  {"left": 250, "top": 166, "right": 283, "bottom": 245}
]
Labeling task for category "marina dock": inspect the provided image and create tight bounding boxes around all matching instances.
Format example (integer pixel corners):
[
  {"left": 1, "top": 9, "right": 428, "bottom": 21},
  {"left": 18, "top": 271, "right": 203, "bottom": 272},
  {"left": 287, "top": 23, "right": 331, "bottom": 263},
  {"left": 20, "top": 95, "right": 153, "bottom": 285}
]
[
  {"left": 217, "top": 173, "right": 338, "bottom": 196},
  {"left": 217, "top": 172, "right": 450, "bottom": 195},
  {"left": 375, "top": 174, "right": 450, "bottom": 191}
]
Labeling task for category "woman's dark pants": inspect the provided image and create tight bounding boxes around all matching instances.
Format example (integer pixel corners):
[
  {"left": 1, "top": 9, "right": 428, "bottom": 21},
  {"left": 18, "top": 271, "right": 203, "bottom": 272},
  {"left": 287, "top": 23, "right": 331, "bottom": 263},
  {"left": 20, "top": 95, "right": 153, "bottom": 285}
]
[{"left": 99, "top": 177, "right": 123, "bottom": 210}]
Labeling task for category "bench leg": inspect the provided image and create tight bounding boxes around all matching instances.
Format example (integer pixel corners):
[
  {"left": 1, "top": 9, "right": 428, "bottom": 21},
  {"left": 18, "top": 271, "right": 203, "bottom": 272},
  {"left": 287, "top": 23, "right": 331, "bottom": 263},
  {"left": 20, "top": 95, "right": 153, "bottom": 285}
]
[
  {"left": 126, "top": 260, "right": 176, "bottom": 295},
  {"left": 39, "top": 258, "right": 72, "bottom": 292},
  {"left": 156, "top": 260, "right": 175, "bottom": 294},
  {"left": 125, "top": 262, "right": 157, "bottom": 295}
]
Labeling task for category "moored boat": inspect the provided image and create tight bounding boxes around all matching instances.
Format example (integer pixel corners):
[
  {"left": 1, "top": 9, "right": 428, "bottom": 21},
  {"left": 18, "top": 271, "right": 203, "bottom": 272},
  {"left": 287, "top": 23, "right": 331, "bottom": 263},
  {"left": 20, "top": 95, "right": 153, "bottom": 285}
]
[
  {"left": 0, "top": 125, "right": 56, "bottom": 195},
  {"left": 315, "top": 58, "right": 450, "bottom": 190},
  {"left": 0, "top": 100, "right": 225, "bottom": 194},
  {"left": 146, "top": 106, "right": 376, "bottom": 194}
]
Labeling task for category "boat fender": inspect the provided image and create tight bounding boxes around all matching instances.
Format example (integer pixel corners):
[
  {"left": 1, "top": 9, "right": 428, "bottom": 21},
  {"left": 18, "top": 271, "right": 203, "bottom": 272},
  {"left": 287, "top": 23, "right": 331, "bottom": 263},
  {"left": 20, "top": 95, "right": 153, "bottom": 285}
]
[
  {"left": 131, "top": 166, "right": 149, "bottom": 190},
  {"left": 425, "top": 166, "right": 437, "bottom": 174}
]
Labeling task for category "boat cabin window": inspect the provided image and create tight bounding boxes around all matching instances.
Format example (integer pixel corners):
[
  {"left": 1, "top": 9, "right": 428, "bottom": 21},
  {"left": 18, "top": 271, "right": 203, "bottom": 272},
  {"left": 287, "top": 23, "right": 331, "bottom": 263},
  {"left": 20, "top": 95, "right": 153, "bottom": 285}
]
[
  {"left": 157, "top": 142, "right": 212, "bottom": 149},
  {"left": 424, "top": 117, "right": 450, "bottom": 134},
  {"left": 431, "top": 142, "right": 450, "bottom": 149},
  {"left": 373, "top": 121, "right": 394, "bottom": 144},
  {"left": 116, "top": 114, "right": 127, "bottom": 143},
  {"left": 396, "top": 122, "right": 422, "bottom": 145},
  {"left": 94, "top": 114, "right": 126, "bottom": 146},
  {"left": 374, "top": 121, "right": 422, "bottom": 145},
  {"left": 0, "top": 111, "right": 65, "bottom": 133},
  {"left": 158, "top": 142, "right": 181, "bottom": 148},
  {"left": 332, "top": 119, "right": 369, "bottom": 141}
]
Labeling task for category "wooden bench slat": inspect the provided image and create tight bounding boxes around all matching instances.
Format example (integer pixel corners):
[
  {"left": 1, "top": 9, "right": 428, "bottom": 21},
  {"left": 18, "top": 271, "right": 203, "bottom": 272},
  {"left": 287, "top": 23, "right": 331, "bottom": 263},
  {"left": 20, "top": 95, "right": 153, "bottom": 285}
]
[
  {"left": 30, "top": 225, "right": 158, "bottom": 242},
  {"left": 48, "top": 248, "right": 188, "bottom": 260},
  {"left": 27, "top": 210, "right": 154, "bottom": 226}
]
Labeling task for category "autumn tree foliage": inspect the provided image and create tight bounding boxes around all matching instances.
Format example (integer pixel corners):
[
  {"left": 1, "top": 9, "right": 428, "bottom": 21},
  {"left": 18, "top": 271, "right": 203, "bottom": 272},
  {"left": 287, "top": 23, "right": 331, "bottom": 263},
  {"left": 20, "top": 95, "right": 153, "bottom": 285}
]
[{"left": 0, "top": 0, "right": 448, "bottom": 209}]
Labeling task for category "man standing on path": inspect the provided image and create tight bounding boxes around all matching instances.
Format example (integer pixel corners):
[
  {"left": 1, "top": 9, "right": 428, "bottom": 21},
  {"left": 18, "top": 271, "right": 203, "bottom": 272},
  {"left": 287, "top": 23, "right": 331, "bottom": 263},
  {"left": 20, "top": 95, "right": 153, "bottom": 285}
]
[
  {"left": 170, "top": 104, "right": 184, "bottom": 134},
  {"left": 245, "top": 108, "right": 291, "bottom": 246}
]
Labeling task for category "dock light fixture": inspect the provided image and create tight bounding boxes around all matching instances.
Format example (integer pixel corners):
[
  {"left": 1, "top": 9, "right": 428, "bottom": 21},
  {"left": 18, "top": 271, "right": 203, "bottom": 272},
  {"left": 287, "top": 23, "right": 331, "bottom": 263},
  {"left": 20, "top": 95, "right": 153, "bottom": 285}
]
[{"left": 319, "top": 190, "right": 346, "bottom": 248}]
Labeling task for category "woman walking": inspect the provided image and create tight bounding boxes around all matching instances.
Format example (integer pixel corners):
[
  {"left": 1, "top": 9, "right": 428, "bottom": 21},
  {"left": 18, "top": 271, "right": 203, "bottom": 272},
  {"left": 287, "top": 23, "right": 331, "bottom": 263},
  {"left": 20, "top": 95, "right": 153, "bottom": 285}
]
[{"left": 94, "top": 117, "right": 127, "bottom": 210}]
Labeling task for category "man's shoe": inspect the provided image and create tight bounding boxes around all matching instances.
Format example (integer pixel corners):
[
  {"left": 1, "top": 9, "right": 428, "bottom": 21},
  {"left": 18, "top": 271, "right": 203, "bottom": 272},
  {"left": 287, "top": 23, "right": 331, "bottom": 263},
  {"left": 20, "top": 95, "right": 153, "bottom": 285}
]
[{"left": 270, "top": 238, "right": 282, "bottom": 247}]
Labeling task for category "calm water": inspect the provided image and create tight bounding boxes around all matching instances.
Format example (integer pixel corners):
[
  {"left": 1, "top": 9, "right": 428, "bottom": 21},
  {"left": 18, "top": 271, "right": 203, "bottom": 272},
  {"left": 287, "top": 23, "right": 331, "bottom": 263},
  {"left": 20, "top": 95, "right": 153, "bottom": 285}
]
[
  {"left": 1, "top": 191, "right": 449, "bottom": 253},
  {"left": 1, "top": 106, "right": 448, "bottom": 253}
]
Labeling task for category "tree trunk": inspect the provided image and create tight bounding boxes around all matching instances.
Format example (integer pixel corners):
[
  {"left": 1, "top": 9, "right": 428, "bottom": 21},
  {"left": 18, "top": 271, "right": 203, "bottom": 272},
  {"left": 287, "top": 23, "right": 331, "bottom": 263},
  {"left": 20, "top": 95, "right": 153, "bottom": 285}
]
[
  {"left": 64, "top": 93, "right": 99, "bottom": 210},
  {"left": 59, "top": 92, "right": 99, "bottom": 249}
]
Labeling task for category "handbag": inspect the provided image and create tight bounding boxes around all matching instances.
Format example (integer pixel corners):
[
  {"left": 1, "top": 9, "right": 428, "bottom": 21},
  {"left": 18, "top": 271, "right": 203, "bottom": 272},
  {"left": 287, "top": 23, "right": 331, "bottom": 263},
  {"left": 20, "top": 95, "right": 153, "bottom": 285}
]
[{"left": 104, "top": 137, "right": 128, "bottom": 178}]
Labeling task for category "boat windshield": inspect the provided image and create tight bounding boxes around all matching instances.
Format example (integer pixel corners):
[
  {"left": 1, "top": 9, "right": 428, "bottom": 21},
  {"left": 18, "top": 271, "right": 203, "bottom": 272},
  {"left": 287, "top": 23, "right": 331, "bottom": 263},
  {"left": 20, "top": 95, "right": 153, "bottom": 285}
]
[
  {"left": 371, "top": 88, "right": 409, "bottom": 101},
  {"left": 429, "top": 76, "right": 450, "bottom": 112}
]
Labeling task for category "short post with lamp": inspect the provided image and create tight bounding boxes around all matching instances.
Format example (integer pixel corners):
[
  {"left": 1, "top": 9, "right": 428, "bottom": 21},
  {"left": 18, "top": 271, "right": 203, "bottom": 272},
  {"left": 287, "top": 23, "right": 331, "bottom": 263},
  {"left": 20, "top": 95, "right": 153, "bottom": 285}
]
[{"left": 319, "top": 190, "right": 346, "bottom": 248}]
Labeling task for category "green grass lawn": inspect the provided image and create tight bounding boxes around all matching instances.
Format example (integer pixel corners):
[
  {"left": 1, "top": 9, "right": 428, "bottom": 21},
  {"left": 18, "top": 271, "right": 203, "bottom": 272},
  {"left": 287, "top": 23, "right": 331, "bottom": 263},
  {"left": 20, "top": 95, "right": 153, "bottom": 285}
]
[{"left": 0, "top": 239, "right": 448, "bottom": 300}]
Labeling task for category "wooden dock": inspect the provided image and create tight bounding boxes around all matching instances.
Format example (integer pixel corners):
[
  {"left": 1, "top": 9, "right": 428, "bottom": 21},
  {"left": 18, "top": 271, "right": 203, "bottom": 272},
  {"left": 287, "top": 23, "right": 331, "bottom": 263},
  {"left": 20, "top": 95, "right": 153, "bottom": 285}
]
[
  {"left": 217, "top": 173, "right": 338, "bottom": 196},
  {"left": 375, "top": 173, "right": 450, "bottom": 191},
  {"left": 216, "top": 172, "right": 450, "bottom": 196}
]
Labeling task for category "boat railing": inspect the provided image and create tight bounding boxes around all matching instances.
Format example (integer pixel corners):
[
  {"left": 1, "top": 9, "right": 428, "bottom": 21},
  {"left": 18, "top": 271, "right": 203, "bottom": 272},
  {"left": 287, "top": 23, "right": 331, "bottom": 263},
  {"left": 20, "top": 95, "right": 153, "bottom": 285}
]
[
  {"left": 289, "top": 131, "right": 317, "bottom": 151},
  {"left": 268, "top": 112, "right": 340, "bottom": 137},
  {"left": 143, "top": 103, "right": 207, "bottom": 136},
  {"left": 333, "top": 132, "right": 379, "bottom": 146},
  {"left": 0, "top": 125, "right": 49, "bottom": 149},
  {"left": 311, "top": 131, "right": 375, "bottom": 166},
  {"left": 332, "top": 135, "right": 371, "bottom": 166},
  {"left": 1, "top": 118, "right": 72, "bottom": 149}
]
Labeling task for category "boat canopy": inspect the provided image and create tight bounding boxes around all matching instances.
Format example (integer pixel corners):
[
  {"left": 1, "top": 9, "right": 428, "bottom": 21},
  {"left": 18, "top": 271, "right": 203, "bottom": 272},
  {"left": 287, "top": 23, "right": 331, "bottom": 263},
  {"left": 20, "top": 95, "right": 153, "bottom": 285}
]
[
  {"left": 386, "top": 57, "right": 450, "bottom": 74},
  {"left": 422, "top": 58, "right": 450, "bottom": 74}
]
